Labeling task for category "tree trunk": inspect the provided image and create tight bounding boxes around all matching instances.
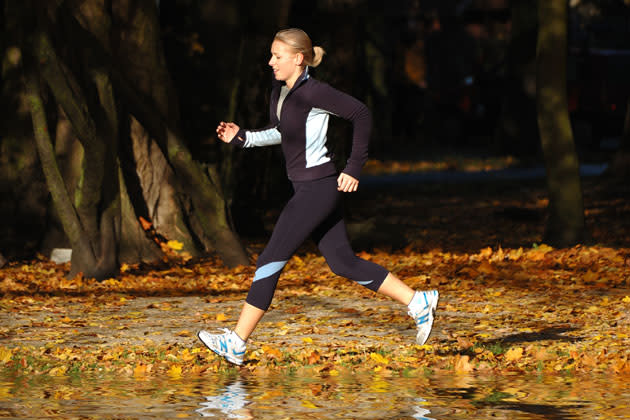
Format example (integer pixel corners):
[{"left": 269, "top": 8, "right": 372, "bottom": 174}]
[
  {"left": 110, "top": 0, "right": 248, "bottom": 266},
  {"left": 16, "top": 0, "right": 248, "bottom": 279},
  {"left": 24, "top": 66, "right": 101, "bottom": 276},
  {"left": 358, "top": 0, "right": 394, "bottom": 158},
  {"left": 495, "top": 0, "right": 539, "bottom": 157},
  {"left": 607, "top": 95, "right": 630, "bottom": 179},
  {"left": 536, "top": 0, "right": 585, "bottom": 247}
]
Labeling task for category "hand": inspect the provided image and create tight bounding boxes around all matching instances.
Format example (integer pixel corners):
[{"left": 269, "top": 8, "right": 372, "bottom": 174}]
[
  {"left": 337, "top": 172, "right": 359, "bottom": 192},
  {"left": 216, "top": 121, "right": 241, "bottom": 143}
]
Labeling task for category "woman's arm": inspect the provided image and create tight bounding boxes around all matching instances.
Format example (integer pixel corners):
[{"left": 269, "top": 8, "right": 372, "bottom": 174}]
[
  {"left": 217, "top": 121, "right": 281, "bottom": 148},
  {"left": 309, "top": 80, "right": 372, "bottom": 180}
]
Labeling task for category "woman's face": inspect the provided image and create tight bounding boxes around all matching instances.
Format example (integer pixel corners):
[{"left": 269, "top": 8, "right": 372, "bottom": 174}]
[{"left": 269, "top": 40, "right": 303, "bottom": 86}]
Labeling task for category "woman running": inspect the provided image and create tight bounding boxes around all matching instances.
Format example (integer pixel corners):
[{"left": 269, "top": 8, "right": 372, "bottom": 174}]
[{"left": 197, "top": 28, "right": 439, "bottom": 365}]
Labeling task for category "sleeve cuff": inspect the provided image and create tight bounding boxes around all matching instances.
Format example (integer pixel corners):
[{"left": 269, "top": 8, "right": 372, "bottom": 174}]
[
  {"left": 342, "top": 162, "right": 362, "bottom": 180},
  {"left": 229, "top": 129, "right": 246, "bottom": 148}
]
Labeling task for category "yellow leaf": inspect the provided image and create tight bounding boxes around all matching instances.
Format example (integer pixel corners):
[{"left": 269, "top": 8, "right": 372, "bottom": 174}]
[
  {"left": 120, "top": 263, "right": 129, "bottom": 273},
  {"left": 302, "top": 400, "right": 318, "bottom": 409},
  {"left": 505, "top": 347, "right": 524, "bottom": 362},
  {"left": 49, "top": 365, "right": 68, "bottom": 376},
  {"left": 302, "top": 337, "right": 313, "bottom": 344},
  {"left": 168, "top": 364, "right": 182, "bottom": 378},
  {"left": 176, "top": 330, "right": 192, "bottom": 337},
  {"left": 167, "top": 240, "right": 184, "bottom": 251},
  {"left": 133, "top": 364, "right": 148, "bottom": 377},
  {"left": 0, "top": 347, "right": 12, "bottom": 364},
  {"left": 215, "top": 313, "right": 228, "bottom": 322},
  {"left": 329, "top": 369, "right": 339, "bottom": 376},
  {"left": 623, "top": 296, "right": 630, "bottom": 303},
  {"left": 370, "top": 352, "right": 389, "bottom": 365},
  {"left": 415, "top": 344, "right": 434, "bottom": 351}
]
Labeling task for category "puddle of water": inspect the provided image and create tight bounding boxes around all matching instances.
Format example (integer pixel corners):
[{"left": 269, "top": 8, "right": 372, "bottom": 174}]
[{"left": 0, "top": 371, "right": 628, "bottom": 419}]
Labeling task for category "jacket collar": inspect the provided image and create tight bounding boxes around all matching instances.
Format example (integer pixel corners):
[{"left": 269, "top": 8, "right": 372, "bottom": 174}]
[{"left": 283, "top": 67, "right": 310, "bottom": 90}]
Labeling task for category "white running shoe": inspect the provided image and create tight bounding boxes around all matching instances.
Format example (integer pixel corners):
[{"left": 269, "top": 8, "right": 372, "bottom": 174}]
[
  {"left": 408, "top": 290, "right": 439, "bottom": 345},
  {"left": 197, "top": 328, "right": 246, "bottom": 365}
]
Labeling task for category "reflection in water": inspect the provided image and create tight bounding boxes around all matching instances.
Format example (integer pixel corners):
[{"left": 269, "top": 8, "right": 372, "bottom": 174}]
[
  {"left": 196, "top": 381, "right": 252, "bottom": 419},
  {"left": 412, "top": 398, "right": 435, "bottom": 419},
  {"left": 195, "top": 377, "right": 436, "bottom": 419},
  {"left": 0, "top": 371, "right": 628, "bottom": 418}
]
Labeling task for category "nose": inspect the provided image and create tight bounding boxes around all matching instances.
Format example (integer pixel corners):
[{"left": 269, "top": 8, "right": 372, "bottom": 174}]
[{"left": 268, "top": 56, "right": 274, "bottom": 66}]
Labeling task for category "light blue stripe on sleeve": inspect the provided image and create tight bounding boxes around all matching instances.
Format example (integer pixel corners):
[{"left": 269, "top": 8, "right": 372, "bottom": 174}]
[
  {"left": 253, "top": 260, "right": 288, "bottom": 282},
  {"left": 244, "top": 127, "right": 282, "bottom": 147}
]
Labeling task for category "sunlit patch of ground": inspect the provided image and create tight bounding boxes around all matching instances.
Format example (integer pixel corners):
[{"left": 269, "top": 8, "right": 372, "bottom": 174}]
[{"left": 0, "top": 176, "right": 628, "bottom": 382}]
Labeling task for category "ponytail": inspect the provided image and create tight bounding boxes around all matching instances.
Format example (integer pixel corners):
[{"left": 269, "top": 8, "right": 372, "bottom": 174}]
[
  {"left": 311, "top": 46, "right": 326, "bottom": 68},
  {"left": 274, "top": 28, "right": 325, "bottom": 67}
]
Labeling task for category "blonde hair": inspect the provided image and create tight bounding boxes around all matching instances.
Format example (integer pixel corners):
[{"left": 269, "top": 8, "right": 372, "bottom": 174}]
[{"left": 274, "top": 28, "right": 325, "bottom": 68}]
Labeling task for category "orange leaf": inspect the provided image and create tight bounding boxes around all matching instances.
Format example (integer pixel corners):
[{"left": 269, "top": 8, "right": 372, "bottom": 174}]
[
  {"left": 139, "top": 216, "right": 152, "bottom": 231},
  {"left": 307, "top": 351, "right": 320, "bottom": 365},
  {"left": 455, "top": 354, "right": 474, "bottom": 373},
  {"left": 262, "top": 345, "right": 283, "bottom": 359}
]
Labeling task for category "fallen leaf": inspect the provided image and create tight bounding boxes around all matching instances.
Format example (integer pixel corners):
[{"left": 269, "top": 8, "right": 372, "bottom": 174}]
[
  {"left": 505, "top": 347, "right": 524, "bottom": 362},
  {"left": 455, "top": 354, "right": 473, "bottom": 373},
  {"left": 370, "top": 352, "right": 389, "bottom": 365},
  {"left": 167, "top": 240, "right": 183, "bottom": 251},
  {"left": 168, "top": 364, "right": 182, "bottom": 378}
]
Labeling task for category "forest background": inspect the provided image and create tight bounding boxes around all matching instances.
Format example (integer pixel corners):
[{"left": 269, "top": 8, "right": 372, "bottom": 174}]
[{"left": 1, "top": 0, "right": 629, "bottom": 277}]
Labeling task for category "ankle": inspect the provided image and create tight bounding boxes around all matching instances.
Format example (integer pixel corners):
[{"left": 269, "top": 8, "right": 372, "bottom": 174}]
[
  {"left": 407, "top": 291, "right": 424, "bottom": 309},
  {"left": 232, "top": 330, "right": 247, "bottom": 345}
]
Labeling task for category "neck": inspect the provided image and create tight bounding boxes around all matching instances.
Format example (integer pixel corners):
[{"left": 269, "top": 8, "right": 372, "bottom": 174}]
[{"left": 286, "top": 66, "right": 306, "bottom": 89}]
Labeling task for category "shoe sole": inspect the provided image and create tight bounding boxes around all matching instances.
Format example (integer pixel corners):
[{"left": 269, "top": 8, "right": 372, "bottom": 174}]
[{"left": 197, "top": 331, "right": 244, "bottom": 366}]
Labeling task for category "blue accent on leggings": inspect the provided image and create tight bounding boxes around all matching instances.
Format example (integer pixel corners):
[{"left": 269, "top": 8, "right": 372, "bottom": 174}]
[{"left": 253, "top": 261, "right": 288, "bottom": 282}]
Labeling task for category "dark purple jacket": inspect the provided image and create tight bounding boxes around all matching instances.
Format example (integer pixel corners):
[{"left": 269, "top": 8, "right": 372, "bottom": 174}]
[{"left": 230, "top": 68, "right": 371, "bottom": 181}]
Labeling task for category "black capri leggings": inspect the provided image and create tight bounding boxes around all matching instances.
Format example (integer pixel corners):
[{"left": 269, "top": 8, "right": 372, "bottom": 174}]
[{"left": 246, "top": 175, "right": 389, "bottom": 311}]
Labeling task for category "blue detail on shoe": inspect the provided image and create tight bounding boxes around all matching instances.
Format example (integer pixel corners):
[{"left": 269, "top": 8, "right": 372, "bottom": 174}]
[
  {"left": 197, "top": 329, "right": 246, "bottom": 365},
  {"left": 253, "top": 260, "right": 288, "bottom": 282},
  {"left": 414, "top": 313, "right": 430, "bottom": 325},
  {"left": 219, "top": 339, "right": 228, "bottom": 353},
  {"left": 356, "top": 280, "right": 373, "bottom": 285},
  {"left": 408, "top": 289, "right": 439, "bottom": 346}
]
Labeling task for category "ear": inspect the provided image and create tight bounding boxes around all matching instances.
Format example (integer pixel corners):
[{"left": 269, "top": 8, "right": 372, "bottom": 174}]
[{"left": 294, "top": 52, "right": 304, "bottom": 66}]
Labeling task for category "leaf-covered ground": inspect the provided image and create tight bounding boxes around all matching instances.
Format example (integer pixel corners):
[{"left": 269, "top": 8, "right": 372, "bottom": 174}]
[{"left": 0, "top": 176, "right": 629, "bottom": 381}]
